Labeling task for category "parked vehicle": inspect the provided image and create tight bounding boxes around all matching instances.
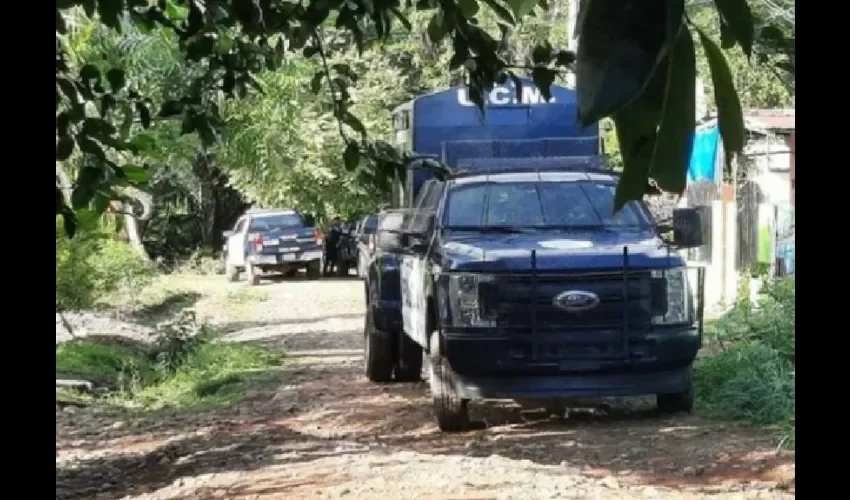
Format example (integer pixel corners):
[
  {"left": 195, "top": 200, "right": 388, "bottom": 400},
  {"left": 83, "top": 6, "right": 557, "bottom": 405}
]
[
  {"left": 355, "top": 213, "right": 379, "bottom": 278},
  {"left": 362, "top": 80, "right": 708, "bottom": 432},
  {"left": 223, "top": 208, "right": 323, "bottom": 285}
]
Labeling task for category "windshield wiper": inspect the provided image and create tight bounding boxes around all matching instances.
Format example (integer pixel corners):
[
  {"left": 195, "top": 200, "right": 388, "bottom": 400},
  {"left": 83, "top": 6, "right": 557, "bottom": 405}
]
[{"left": 446, "top": 226, "right": 532, "bottom": 234}]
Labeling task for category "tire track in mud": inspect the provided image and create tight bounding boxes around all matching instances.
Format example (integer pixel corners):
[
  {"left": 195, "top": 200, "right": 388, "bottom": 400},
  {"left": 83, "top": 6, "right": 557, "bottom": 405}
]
[{"left": 56, "top": 277, "right": 795, "bottom": 500}]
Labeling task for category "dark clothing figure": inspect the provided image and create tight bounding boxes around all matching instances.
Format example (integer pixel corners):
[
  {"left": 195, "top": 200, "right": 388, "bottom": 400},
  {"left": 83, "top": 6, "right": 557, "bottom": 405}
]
[{"left": 323, "top": 222, "right": 343, "bottom": 275}]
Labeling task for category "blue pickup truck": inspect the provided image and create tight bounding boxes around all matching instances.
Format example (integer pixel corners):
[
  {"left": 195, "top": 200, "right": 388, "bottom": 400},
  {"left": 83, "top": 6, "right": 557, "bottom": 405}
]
[
  {"left": 362, "top": 81, "right": 708, "bottom": 431},
  {"left": 223, "top": 208, "right": 323, "bottom": 285}
]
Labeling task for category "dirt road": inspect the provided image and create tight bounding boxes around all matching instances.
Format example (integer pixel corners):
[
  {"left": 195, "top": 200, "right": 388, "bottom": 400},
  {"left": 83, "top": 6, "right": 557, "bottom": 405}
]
[{"left": 56, "top": 275, "right": 795, "bottom": 500}]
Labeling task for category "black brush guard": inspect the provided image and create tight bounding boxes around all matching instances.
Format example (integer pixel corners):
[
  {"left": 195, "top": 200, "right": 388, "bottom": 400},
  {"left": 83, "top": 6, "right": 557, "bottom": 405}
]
[{"left": 477, "top": 247, "right": 706, "bottom": 369}]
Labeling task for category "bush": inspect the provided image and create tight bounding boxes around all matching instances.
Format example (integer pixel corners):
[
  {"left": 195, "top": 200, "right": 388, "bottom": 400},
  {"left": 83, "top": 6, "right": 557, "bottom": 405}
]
[
  {"left": 696, "top": 275, "right": 795, "bottom": 447},
  {"left": 56, "top": 310, "right": 282, "bottom": 409},
  {"left": 56, "top": 218, "right": 154, "bottom": 311}
]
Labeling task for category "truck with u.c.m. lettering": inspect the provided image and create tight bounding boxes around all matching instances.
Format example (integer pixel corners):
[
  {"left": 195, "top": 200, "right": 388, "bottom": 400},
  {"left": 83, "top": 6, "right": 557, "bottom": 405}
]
[{"left": 362, "top": 80, "right": 708, "bottom": 432}]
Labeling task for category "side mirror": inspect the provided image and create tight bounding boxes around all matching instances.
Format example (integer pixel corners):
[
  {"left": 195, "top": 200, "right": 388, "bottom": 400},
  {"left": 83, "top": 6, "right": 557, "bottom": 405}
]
[
  {"left": 222, "top": 230, "right": 235, "bottom": 239},
  {"left": 402, "top": 232, "right": 429, "bottom": 253},
  {"left": 672, "top": 206, "right": 711, "bottom": 248}
]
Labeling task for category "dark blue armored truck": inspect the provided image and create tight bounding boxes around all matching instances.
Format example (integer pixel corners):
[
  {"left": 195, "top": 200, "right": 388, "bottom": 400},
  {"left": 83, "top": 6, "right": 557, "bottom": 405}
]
[{"left": 362, "top": 81, "right": 708, "bottom": 431}]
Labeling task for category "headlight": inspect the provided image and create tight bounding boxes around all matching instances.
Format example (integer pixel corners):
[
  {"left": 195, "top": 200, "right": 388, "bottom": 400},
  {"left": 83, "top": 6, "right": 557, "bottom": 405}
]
[
  {"left": 447, "top": 273, "right": 496, "bottom": 327},
  {"left": 651, "top": 268, "right": 694, "bottom": 325}
]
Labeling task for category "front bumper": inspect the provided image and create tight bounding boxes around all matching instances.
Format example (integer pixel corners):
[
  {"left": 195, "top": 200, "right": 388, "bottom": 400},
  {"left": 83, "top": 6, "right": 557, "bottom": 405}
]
[
  {"left": 441, "top": 325, "right": 700, "bottom": 400},
  {"left": 250, "top": 250, "right": 323, "bottom": 265},
  {"left": 452, "top": 366, "right": 693, "bottom": 400}
]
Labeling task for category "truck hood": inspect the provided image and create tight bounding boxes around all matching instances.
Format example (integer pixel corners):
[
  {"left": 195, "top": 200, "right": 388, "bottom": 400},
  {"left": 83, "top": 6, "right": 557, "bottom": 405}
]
[{"left": 440, "top": 229, "right": 683, "bottom": 272}]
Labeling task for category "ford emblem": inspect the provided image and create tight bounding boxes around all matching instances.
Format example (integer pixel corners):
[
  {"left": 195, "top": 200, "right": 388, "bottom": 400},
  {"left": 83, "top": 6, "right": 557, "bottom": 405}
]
[{"left": 553, "top": 290, "right": 600, "bottom": 313}]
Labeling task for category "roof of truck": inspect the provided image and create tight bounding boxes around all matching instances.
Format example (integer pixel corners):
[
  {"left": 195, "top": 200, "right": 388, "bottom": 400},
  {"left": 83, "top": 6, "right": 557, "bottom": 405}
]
[
  {"left": 452, "top": 170, "right": 619, "bottom": 186},
  {"left": 245, "top": 208, "right": 298, "bottom": 216}
]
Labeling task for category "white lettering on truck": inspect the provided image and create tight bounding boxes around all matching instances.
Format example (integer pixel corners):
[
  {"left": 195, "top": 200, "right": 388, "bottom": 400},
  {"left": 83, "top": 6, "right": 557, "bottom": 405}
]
[{"left": 457, "top": 85, "right": 556, "bottom": 107}]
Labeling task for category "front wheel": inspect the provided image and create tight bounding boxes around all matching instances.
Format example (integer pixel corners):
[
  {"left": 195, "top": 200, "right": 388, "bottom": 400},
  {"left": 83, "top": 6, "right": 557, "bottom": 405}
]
[
  {"left": 306, "top": 259, "right": 322, "bottom": 280},
  {"left": 657, "top": 369, "right": 694, "bottom": 414},
  {"left": 226, "top": 264, "right": 239, "bottom": 282},
  {"left": 337, "top": 260, "right": 350, "bottom": 277},
  {"left": 395, "top": 334, "right": 423, "bottom": 382},
  {"left": 245, "top": 263, "right": 261, "bottom": 286},
  {"left": 428, "top": 330, "right": 470, "bottom": 432},
  {"left": 364, "top": 310, "right": 393, "bottom": 382}
]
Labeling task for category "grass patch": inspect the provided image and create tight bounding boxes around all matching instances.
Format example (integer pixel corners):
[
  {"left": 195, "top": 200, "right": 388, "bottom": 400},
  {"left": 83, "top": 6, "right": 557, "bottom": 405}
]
[
  {"left": 56, "top": 339, "right": 154, "bottom": 387},
  {"left": 56, "top": 316, "right": 284, "bottom": 411},
  {"left": 694, "top": 276, "right": 795, "bottom": 449},
  {"left": 226, "top": 287, "right": 269, "bottom": 304},
  {"left": 132, "top": 342, "right": 283, "bottom": 409}
]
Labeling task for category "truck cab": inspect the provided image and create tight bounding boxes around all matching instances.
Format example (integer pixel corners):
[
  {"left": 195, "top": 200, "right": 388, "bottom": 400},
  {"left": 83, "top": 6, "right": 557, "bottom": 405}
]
[{"left": 361, "top": 81, "right": 707, "bottom": 431}]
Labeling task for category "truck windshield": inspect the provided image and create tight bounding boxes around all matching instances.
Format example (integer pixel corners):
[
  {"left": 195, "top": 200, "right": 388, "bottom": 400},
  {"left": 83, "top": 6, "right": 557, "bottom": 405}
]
[
  {"left": 362, "top": 215, "right": 379, "bottom": 234},
  {"left": 249, "top": 213, "right": 304, "bottom": 231},
  {"left": 444, "top": 181, "right": 652, "bottom": 229}
]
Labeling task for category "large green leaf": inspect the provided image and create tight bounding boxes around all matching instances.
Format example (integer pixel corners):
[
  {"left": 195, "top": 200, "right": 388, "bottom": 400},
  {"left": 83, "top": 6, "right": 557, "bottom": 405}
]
[
  {"left": 648, "top": 26, "right": 696, "bottom": 194},
  {"left": 697, "top": 28, "right": 745, "bottom": 158},
  {"left": 713, "top": 0, "right": 754, "bottom": 57},
  {"left": 575, "top": 0, "right": 672, "bottom": 127},
  {"left": 505, "top": 0, "right": 540, "bottom": 19},
  {"left": 612, "top": 57, "right": 670, "bottom": 211}
]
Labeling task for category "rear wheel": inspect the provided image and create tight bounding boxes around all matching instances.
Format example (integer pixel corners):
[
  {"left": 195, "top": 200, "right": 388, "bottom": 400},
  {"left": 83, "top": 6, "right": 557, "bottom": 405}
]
[
  {"left": 306, "top": 259, "right": 321, "bottom": 280},
  {"left": 246, "top": 264, "right": 261, "bottom": 286},
  {"left": 337, "top": 260, "right": 350, "bottom": 277},
  {"left": 226, "top": 264, "right": 239, "bottom": 282},
  {"left": 657, "top": 369, "right": 694, "bottom": 414},
  {"left": 428, "top": 330, "right": 470, "bottom": 432},
  {"left": 364, "top": 309, "right": 393, "bottom": 382},
  {"left": 395, "top": 334, "right": 423, "bottom": 382}
]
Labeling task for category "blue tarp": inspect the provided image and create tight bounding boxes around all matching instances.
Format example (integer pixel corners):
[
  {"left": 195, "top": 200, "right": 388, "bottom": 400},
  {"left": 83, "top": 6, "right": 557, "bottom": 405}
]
[{"left": 687, "top": 127, "right": 720, "bottom": 183}]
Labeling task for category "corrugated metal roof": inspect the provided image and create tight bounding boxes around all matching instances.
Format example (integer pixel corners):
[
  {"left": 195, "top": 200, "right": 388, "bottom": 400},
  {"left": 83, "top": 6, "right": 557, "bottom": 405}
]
[{"left": 744, "top": 109, "right": 795, "bottom": 131}]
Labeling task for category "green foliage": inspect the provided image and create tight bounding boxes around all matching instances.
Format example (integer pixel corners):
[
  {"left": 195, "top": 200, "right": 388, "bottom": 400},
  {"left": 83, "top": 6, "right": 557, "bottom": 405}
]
[
  {"left": 57, "top": 0, "right": 774, "bottom": 234},
  {"left": 56, "top": 217, "right": 154, "bottom": 311},
  {"left": 56, "top": 310, "right": 282, "bottom": 410},
  {"left": 150, "top": 308, "right": 214, "bottom": 373},
  {"left": 695, "top": 343, "right": 794, "bottom": 427},
  {"left": 56, "top": 338, "right": 154, "bottom": 385},
  {"left": 695, "top": 276, "right": 795, "bottom": 446}
]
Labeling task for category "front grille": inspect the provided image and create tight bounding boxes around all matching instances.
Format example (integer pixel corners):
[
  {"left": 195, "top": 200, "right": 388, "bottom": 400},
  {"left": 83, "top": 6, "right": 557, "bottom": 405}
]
[{"left": 480, "top": 270, "right": 654, "bottom": 363}]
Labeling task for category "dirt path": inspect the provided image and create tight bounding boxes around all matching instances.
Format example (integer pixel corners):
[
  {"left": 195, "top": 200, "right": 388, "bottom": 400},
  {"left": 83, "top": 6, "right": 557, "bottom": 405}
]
[{"left": 56, "top": 275, "right": 795, "bottom": 500}]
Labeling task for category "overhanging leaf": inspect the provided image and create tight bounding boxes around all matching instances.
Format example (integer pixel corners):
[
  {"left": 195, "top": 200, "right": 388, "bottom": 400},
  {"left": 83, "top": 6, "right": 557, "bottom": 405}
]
[
  {"left": 427, "top": 12, "right": 447, "bottom": 44},
  {"left": 457, "top": 0, "right": 480, "bottom": 18},
  {"left": 121, "top": 164, "right": 152, "bottom": 184},
  {"left": 648, "top": 26, "right": 696, "bottom": 194},
  {"left": 575, "top": 0, "right": 671, "bottom": 127},
  {"left": 697, "top": 28, "right": 745, "bottom": 158},
  {"left": 612, "top": 57, "right": 670, "bottom": 211},
  {"left": 480, "top": 0, "right": 516, "bottom": 25},
  {"left": 310, "top": 71, "right": 324, "bottom": 94},
  {"left": 505, "top": 0, "right": 540, "bottom": 19},
  {"left": 343, "top": 142, "right": 360, "bottom": 171},
  {"left": 713, "top": 0, "right": 754, "bottom": 57},
  {"left": 56, "top": 136, "right": 75, "bottom": 161}
]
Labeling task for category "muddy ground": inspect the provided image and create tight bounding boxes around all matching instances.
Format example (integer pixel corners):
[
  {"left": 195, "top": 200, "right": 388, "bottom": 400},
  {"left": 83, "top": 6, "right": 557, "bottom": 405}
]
[{"left": 56, "top": 274, "right": 795, "bottom": 500}]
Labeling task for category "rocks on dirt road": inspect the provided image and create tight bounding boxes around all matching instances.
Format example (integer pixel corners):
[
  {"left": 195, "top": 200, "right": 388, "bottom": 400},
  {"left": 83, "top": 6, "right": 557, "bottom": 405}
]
[{"left": 56, "top": 276, "right": 795, "bottom": 500}]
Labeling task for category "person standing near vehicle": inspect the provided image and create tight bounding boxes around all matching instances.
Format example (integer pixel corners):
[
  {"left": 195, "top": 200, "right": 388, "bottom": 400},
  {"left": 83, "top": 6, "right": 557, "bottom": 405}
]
[{"left": 323, "top": 217, "right": 343, "bottom": 276}]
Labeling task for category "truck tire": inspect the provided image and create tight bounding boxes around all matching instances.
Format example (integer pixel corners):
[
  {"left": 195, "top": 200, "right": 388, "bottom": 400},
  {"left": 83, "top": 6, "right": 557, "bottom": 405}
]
[
  {"left": 337, "top": 260, "right": 350, "bottom": 277},
  {"left": 395, "top": 333, "right": 423, "bottom": 382},
  {"left": 306, "top": 259, "right": 321, "bottom": 280},
  {"left": 226, "top": 265, "right": 239, "bottom": 282},
  {"left": 657, "top": 368, "right": 694, "bottom": 414},
  {"left": 364, "top": 310, "right": 393, "bottom": 382},
  {"left": 246, "top": 264, "right": 261, "bottom": 286},
  {"left": 428, "top": 329, "right": 470, "bottom": 432}
]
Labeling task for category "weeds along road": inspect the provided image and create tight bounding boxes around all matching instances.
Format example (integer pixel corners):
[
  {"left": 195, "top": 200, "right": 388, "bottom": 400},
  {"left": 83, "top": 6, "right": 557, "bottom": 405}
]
[{"left": 56, "top": 274, "right": 795, "bottom": 500}]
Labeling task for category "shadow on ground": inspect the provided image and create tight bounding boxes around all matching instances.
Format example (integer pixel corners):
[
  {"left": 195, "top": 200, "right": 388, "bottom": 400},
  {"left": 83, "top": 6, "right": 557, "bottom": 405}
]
[
  {"left": 129, "top": 291, "right": 203, "bottom": 325},
  {"left": 57, "top": 356, "right": 794, "bottom": 500},
  {"left": 218, "top": 314, "right": 364, "bottom": 334}
]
